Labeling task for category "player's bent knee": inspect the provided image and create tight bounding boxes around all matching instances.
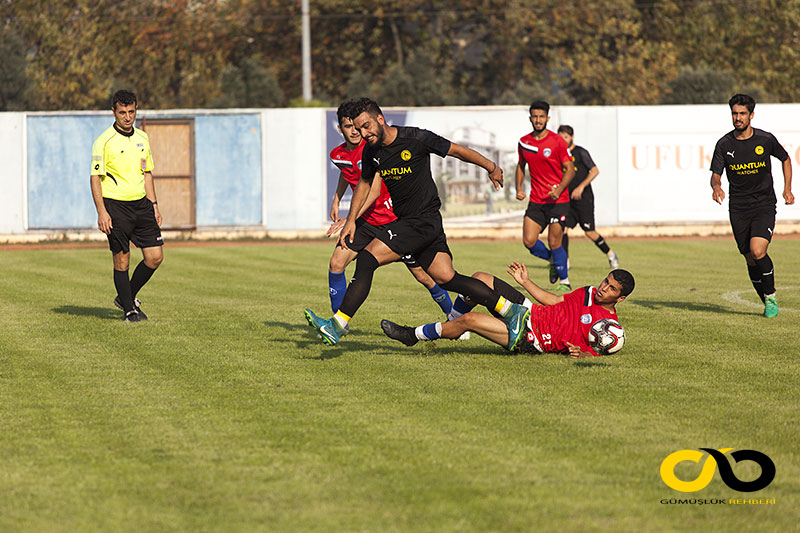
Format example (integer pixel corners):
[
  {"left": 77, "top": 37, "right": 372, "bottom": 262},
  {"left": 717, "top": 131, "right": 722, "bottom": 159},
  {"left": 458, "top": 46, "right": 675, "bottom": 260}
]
[{"left": 471, "top": 271, "right": 494, "bottom": 287}]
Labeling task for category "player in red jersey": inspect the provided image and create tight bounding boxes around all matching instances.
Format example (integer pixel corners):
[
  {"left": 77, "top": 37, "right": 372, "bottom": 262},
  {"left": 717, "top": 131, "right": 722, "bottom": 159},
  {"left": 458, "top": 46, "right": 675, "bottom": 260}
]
[
  {"left": 515, "top": 101, "right": 575, "bottom": 292},
  {"left": 326, "top": 101, "right": 453, "bottom": 316},
  {"left": 382, "top": 263, "right": 634, "bottom": 358}
]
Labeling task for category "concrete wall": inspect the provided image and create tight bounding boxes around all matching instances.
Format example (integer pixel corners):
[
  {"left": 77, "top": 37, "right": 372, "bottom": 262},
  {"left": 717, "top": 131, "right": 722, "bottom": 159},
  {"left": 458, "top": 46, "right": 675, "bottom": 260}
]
[
  {"left": 2, "top": 104, "right": 799, "bottom": 236},
  {"left": 0, "top": 113, "right": 26, "bottom": 233}
]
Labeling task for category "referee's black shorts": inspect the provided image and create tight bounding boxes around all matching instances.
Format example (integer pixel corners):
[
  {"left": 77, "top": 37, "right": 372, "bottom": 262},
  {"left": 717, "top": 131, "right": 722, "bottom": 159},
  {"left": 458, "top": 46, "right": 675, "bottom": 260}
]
[
  {"left": 104, "top": 196, "right": 163, "bottom": 254},
  {"left": 375, "top": 212, "right": 451, "bottom": 270},
  {"left": 729, "top": 205, "right": 776, "bottom": 255}
]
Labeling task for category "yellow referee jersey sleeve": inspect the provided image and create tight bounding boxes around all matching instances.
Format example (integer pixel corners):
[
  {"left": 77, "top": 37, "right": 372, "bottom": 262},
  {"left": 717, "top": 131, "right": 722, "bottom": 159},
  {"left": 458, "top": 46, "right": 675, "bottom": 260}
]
[{"left": 91, "top": 125, "right": 154, "bottom": 201}]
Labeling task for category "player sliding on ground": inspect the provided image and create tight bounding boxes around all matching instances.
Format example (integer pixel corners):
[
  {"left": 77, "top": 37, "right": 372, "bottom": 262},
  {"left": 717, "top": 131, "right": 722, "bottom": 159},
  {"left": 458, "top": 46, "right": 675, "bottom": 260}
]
[{"left": 382, "top": 263, "right": 635, "bottom": 358}]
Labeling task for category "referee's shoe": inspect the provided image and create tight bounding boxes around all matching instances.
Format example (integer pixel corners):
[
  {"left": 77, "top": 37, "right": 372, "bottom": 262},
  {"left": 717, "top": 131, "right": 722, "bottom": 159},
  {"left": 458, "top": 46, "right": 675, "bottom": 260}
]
[{"left": 114, "top": 296, "right": 148, "bottom": 320}]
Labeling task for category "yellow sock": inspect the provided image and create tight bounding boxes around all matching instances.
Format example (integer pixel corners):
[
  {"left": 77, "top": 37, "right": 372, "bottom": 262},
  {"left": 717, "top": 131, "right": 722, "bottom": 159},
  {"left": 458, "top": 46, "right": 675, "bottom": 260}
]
[
  {"left": 333, "top": 310, "right": 350, "bottom": 329},
  {"left": 494, "top": 296, "right": 508, "bottom": 315}
]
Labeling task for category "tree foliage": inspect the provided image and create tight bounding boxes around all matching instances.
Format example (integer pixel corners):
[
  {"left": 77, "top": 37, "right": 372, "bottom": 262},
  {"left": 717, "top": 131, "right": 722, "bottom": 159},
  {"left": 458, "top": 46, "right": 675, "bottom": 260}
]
[{"left": 2, "top": 0, "right": 798, "bottom": 110}]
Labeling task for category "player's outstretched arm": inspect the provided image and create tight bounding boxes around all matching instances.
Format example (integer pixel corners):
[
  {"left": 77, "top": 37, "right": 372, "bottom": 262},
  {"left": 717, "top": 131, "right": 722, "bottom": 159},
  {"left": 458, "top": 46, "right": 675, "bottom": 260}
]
[
  {"left": 782, "top": 158, "right": 794, "bottom": 205},
  {"left": 710, "top": 173, "right": 725, "bottom": 204},
  {"left": 507, "top": 261, "right": 563, "bottom": 306},
  {"left": 447, "top": 143, "right": 503, "bottom": 190}
]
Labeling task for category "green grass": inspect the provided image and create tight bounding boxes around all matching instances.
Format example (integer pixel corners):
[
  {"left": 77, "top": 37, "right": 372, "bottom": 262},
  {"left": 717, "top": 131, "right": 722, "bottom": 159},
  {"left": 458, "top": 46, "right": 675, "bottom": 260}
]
[{"left": 0, "top": 238, "right": 798, "bottom": 531}]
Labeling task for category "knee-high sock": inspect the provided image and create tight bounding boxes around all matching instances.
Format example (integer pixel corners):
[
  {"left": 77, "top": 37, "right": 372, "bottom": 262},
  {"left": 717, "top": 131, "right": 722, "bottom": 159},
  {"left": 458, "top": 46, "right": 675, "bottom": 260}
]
[
  {"left": 747, "top": 264, "right": 765, "bottom": 303},
  {"left": 528, "top": 240, "right": 551, "bottom": 261},
  {"left": 427, "top": 284, "right": 452, "bottom": 314},
  {"left": 561, "top": 233, "right": 569, "bottom": 256},
  {"left": 593, "top": 235, "right": 610, "bottom": 254},
  {"left": 129, "top": 261, "right": 156, "bottom": 298},
  {"left": 551, "top": 246, "right": 568, "bottom": 281},
  {"left": 114, "top": 269, "right": 134, "bottom": 312},
  {"left": 338, "top": 251, "right": 379, "bottom": 317},
  {"left": 440, "top": 272, "right": 500, "bottom": 309},
  {"left": 754, "top": 255, "right": 775, "bottom": 296},
  {"left": 328, "top": 271, "right": 347, "bottom": 313}
]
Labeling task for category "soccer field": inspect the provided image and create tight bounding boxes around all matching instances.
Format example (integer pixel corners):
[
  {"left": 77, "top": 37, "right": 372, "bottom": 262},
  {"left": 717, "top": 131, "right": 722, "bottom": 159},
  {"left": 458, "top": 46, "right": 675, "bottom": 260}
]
[{"left": 1, "top": 238, "right": 798, "bottom": 531}]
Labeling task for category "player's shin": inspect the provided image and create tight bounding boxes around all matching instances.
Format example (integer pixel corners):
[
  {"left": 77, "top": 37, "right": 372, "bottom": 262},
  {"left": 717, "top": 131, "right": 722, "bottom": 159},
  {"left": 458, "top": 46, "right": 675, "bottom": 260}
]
[
  {"left": 328, "top": 270, "right": 348, "bottom": 313},
  {"left": 754, "top": 254, "right": 775, "bottom": 297},
  {"left": 528, "top": 240, "right": 551, "bottom": 261},
  {"left": 747, "top": 264, "right": 765, "bottom": 302},
  {"left": 427, "top": 284, "right": 453, "bottom": 314},
  {"left": 551, "top": 246, "right": 569, "bottom": 283},
  {"left": 337, "top": 251, "right": 379, "bottom": 319}
]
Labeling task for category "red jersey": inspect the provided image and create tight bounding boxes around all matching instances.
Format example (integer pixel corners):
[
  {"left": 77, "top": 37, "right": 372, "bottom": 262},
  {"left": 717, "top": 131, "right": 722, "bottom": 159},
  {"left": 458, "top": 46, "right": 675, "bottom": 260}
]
[
  {"left": 330, "top": 140, "right": 396, "bottom": 226},
  {"left": 517, "top": 130, "right": 573, "bottom": 204},
  {"left": 527, "top": 286, "right": 618, "bottom": 356}
]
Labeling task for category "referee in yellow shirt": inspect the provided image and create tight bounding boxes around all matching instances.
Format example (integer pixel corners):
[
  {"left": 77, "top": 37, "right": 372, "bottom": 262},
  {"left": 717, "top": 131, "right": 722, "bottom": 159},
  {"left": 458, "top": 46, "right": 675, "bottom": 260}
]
[{"left": 90, "top": 90, "right": 164, "bottom": 322}]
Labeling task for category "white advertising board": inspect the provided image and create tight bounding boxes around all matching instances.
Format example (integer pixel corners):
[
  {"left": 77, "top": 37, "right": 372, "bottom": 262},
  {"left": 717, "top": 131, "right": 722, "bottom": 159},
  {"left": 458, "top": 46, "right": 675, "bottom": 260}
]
[{"left": 617, "top": 104, "right": 800, "bottom": 224}]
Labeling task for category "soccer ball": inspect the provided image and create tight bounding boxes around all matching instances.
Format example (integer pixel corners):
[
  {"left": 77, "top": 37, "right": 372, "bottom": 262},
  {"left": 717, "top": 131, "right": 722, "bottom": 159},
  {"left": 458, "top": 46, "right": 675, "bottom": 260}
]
[{"left": 588, "top": 319, "right": 625, "bottom": 355}]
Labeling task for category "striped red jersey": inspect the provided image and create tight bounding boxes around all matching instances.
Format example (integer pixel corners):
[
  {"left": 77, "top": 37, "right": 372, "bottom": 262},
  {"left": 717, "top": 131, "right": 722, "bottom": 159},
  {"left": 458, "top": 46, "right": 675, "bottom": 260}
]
[
  {"left": 330, "top": 140, "right": 396, "bottom": 226},
  {"left": 527, "top": 286, "right": 618, "bottom": 356},
  {"left": 517, "top": 130, "right": 573, "bottom": 204}
]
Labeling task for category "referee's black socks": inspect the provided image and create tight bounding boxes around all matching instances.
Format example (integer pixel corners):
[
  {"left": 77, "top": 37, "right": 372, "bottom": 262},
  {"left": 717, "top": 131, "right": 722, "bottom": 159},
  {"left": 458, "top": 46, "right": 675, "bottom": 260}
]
[
  {"left": 130, "top": 261, "right": 157, "bottom": 299},
  {"left": 113, "top": 269, "right": 135, "bottom": 312}
]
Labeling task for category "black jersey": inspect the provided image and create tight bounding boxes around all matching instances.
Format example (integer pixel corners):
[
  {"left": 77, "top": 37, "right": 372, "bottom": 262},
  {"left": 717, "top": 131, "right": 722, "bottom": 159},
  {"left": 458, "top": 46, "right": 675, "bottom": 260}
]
[
  {"left": 361, "top": 126, "right": 451, "bottom": 217},
  {"left": 710, "top": 128, "right": 789, "bottom": 210},
  {"left": 568, "top": 145, "right": 596, "bottom": 198}
]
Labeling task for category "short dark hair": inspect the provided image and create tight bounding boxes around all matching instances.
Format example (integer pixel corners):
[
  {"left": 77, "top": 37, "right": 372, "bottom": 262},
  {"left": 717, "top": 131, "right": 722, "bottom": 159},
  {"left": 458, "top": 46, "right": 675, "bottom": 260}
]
[
  {"left": 729, "top": 93, "right": 755, "bottom": 113},
  {"left": 557, "top": 125, "right": 573, "bottom": 136},
  {"left": 112, "top": 90, "right": 137, "bottom": 109},
  {"left": 350, "top": 97, "right": 383, "bottom": 120},
  {"left": 529, "top": 100, "right": 550, "bottom": 114},
  {"left": 610, "top": 269, "right": 635, "bottom": 297},
  {"left": 336, "top": 100, "right": 355, "bottom": 126}
]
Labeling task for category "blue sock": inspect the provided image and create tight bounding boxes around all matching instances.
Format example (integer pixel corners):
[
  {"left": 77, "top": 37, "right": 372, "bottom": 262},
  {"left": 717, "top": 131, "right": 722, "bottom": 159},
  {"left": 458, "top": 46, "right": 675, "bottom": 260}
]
[
  {"left": 328, "top": 271, "right": 347, "bottom": 313},
  {"left": 529, "top": 240, "right": 551, "bottom": 261},
  {"left": 453, "top": 296, "right": 474, "bottom": 315},
  {"left": 427, "top": 284, "right": 453, "bottom": 314},
  {"left": 420, "top": 322, "right": 442, "bottom": 340},
  {"left": 552, "top": 246, "right": 568, "bottom": 281}
]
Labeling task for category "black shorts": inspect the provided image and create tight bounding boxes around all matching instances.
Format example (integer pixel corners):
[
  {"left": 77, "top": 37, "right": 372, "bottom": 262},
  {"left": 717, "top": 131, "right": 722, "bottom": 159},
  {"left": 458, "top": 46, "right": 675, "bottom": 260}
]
[
  {"left": 564, "top": 197, "right": 596, "bottom": 231},
  {"left": 525, "top": 201, "right": 569, "bottom": 229},
  {"left": 104, "top": 197, "right": 163, "bottom": 254},
  {"left": 729, "top": 206, "right": 776, "bottom": 255},
  {"left": 344, "top": 219, "right": 421, "bottom": 266},
  {"left": 376, "top": 212, "right": 451, "bottom": 270}
]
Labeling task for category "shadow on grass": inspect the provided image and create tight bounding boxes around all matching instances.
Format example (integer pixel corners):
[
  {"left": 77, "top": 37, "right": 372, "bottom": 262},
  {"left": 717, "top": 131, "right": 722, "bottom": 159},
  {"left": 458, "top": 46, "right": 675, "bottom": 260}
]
[
  {"left": 263, "top": 319, "right": 376, "bottom": 360},
  {"left": 629, "top": 298, "right": 755, "bottom": 316},
  {"left": 52, "top": 305, "right": 118, "bottom": 320},
  {"left": 572, "top": 360, "right": 612, "bottom": 368}
]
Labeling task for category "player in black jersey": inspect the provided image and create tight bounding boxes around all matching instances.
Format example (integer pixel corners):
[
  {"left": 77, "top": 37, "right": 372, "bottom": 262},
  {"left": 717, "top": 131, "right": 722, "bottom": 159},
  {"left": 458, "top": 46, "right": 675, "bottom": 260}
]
[
  {"left": 304, "top": 98, "right": 531, "bottom": 348},
  {"left": 556, "top": 125, "right": 619, "bottom": 274},
  {"left": 710, "top": 94, "right": 794, "bottom": 317}
]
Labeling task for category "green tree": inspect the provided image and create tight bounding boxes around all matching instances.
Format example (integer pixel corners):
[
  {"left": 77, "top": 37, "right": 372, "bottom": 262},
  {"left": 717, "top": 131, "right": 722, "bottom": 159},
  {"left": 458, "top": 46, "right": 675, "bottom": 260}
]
[
  {"left": 0, "top": 29, "right": 36, "bottom": 110},
  {"left": 213, "top": 56, "right": 285, "bottom": 108}
]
